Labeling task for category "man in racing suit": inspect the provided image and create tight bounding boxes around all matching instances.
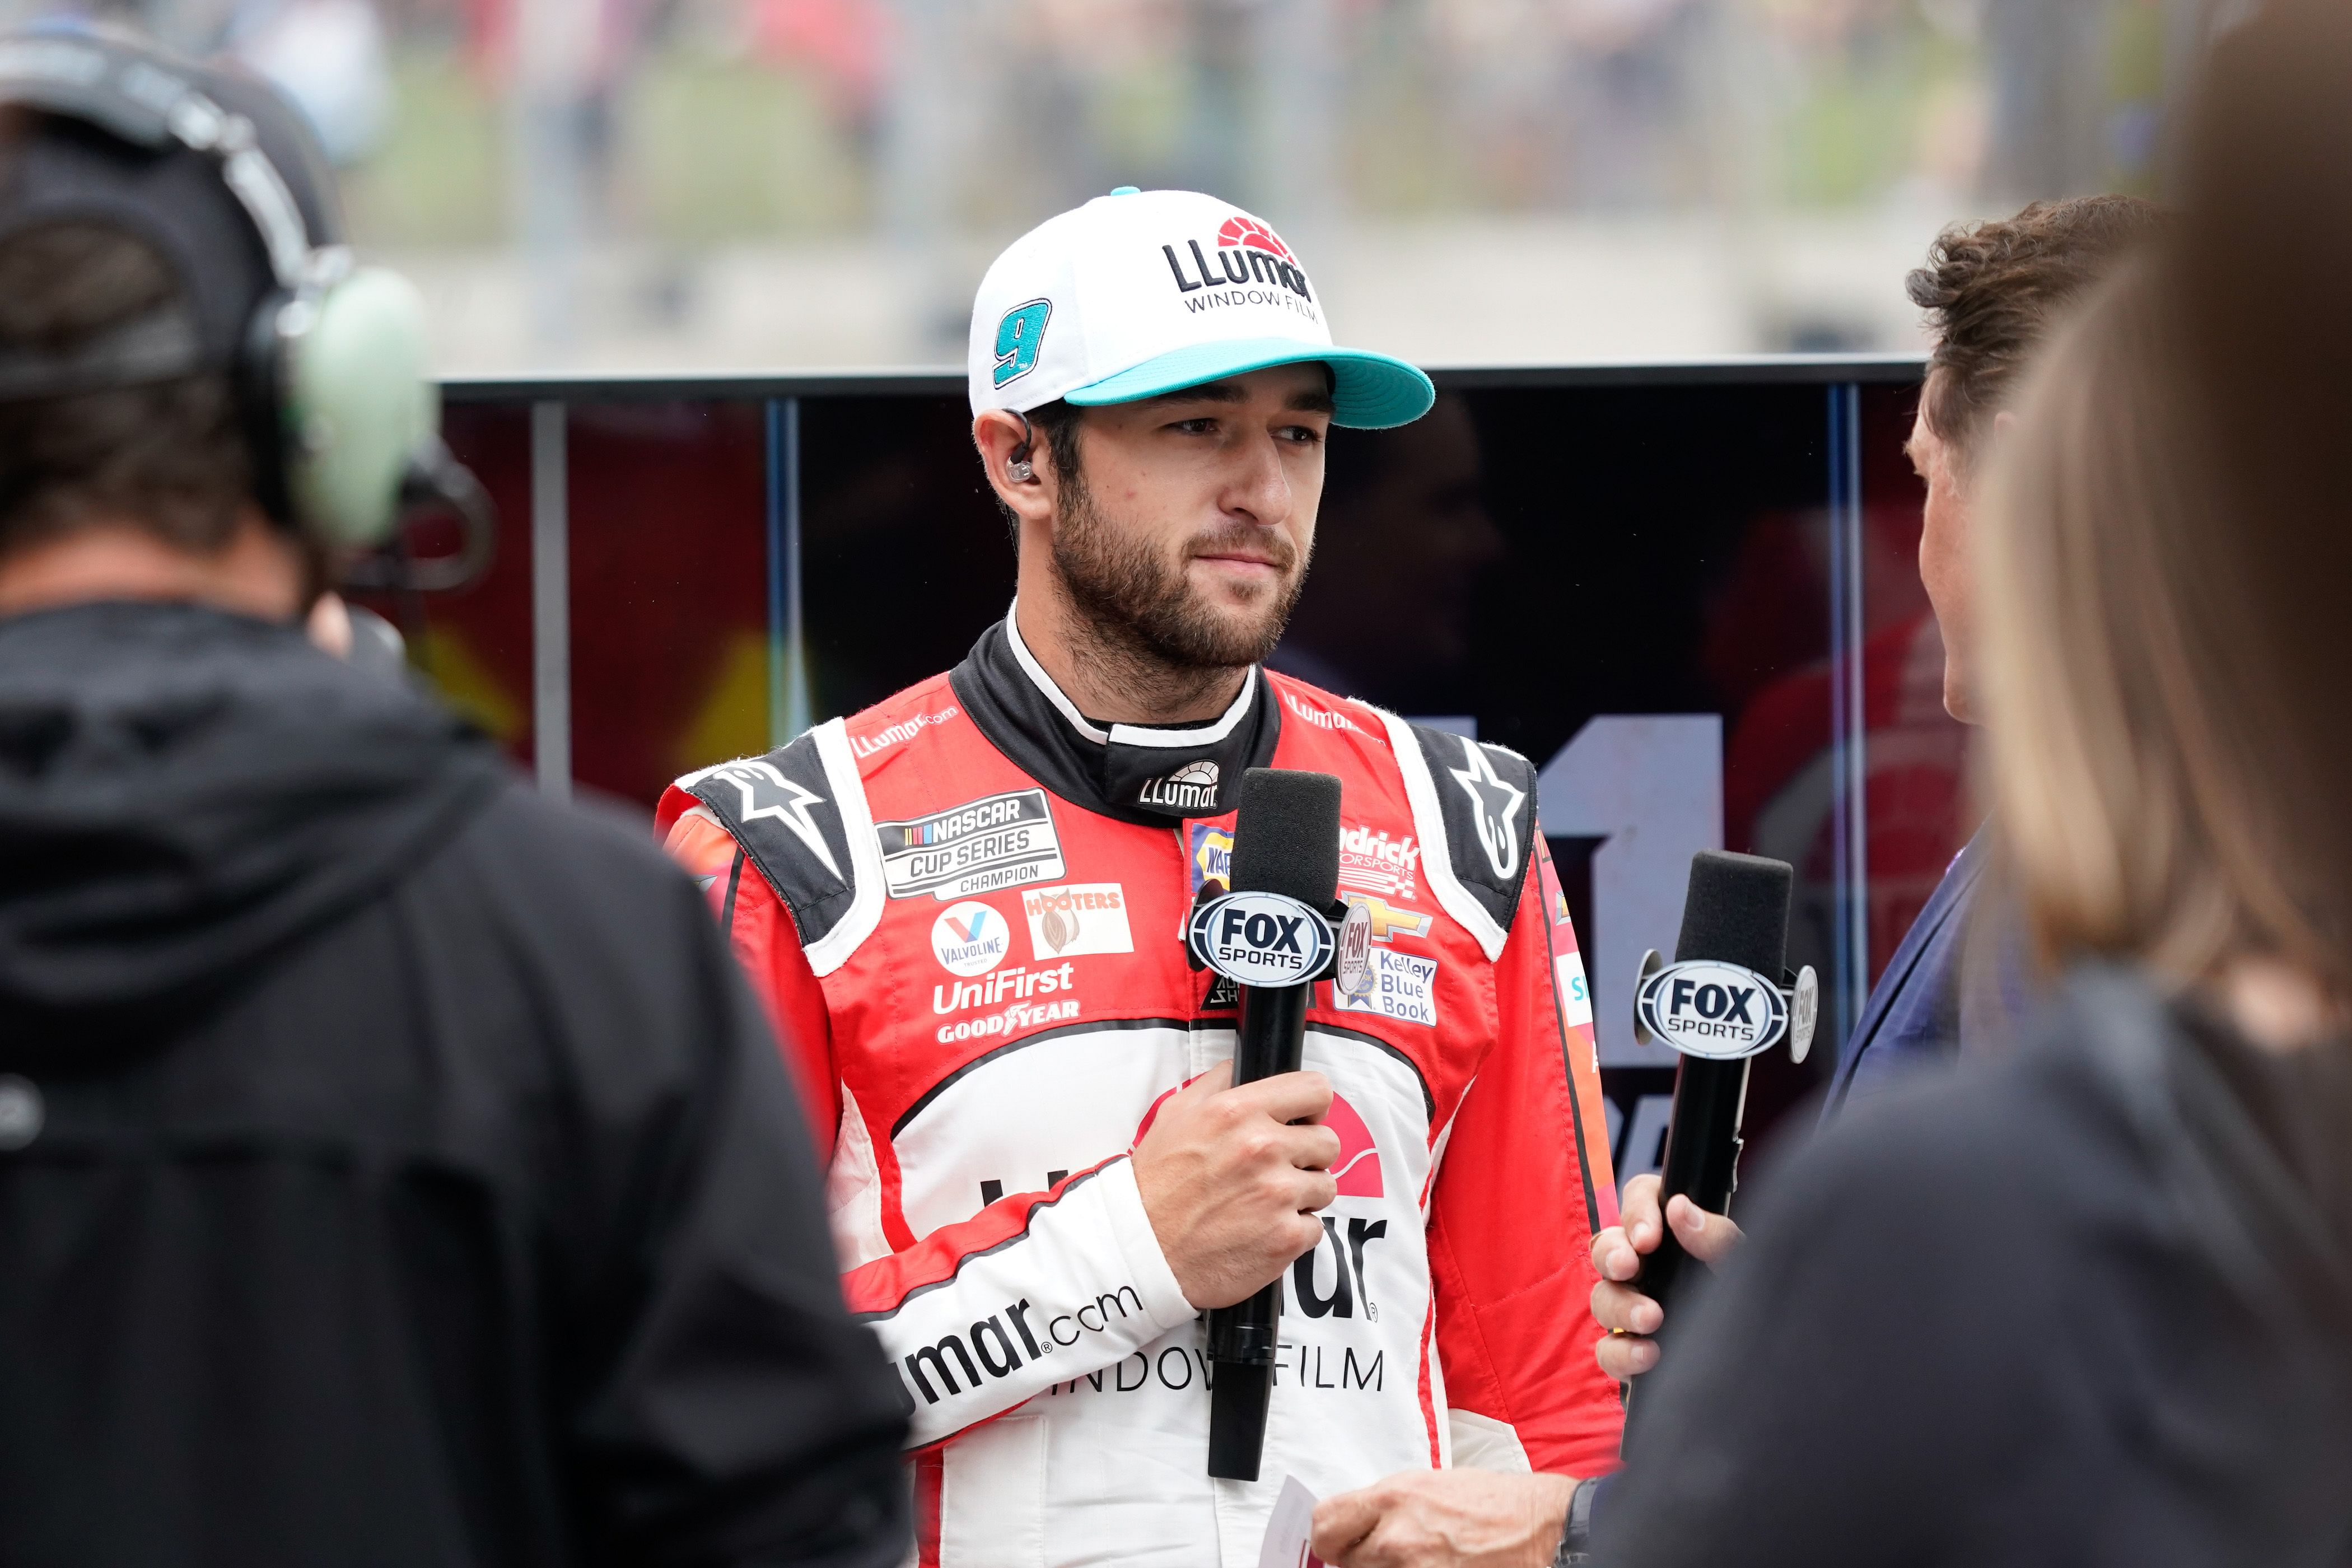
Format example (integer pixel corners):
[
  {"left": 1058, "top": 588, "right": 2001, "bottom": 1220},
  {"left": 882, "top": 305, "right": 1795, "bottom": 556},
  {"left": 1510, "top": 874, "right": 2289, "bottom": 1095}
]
[{"left": 661, "top": 187, "right": 1622, "bottom": 1568}]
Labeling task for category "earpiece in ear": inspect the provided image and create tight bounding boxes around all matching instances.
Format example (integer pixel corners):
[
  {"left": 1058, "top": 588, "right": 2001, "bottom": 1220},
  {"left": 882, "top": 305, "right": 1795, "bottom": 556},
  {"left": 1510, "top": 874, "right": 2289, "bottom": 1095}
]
[{"left": 1006, "top": 409, "right": 1037, "bottom": 483}]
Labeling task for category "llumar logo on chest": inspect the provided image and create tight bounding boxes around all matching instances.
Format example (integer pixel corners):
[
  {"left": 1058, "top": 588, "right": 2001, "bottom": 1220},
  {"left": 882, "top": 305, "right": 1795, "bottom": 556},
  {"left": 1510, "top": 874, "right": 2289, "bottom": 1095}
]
[
  {"left": 875, "top": 788, "right": 1066, "bottom": 900},
  {"left": 1137, "top": 758, "right": 1219, "bottom": 813}
]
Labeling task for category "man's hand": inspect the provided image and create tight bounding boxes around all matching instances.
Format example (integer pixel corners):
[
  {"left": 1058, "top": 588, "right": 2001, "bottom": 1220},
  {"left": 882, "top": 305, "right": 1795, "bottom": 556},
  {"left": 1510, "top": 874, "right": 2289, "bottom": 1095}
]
[
  {"left": 1312, "top": 1470, "right": 1579, "bottom": 1568},
  {"left": 1589, "top": 1172, "right": 1743, "bottom": 1380},
  {"left": 1131, "top": 1062, "right": 1338, "bottom": 1309}
]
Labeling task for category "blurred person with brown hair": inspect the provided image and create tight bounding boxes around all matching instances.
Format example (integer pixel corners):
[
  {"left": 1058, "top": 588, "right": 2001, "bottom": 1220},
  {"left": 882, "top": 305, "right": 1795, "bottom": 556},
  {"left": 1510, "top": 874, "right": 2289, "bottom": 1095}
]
[
  {"left": 0, "top": 29, "right": 909, "bottom": 1566},
  {"left": 1576, "top": 190, "right": 2166, "bottom": 1398},
  {"left": 1317, "top": 188, "right": 2166, "bottom": 1568},
  {"left": 1588, "top": 2, "right": 2352, "bottom": 1561}
]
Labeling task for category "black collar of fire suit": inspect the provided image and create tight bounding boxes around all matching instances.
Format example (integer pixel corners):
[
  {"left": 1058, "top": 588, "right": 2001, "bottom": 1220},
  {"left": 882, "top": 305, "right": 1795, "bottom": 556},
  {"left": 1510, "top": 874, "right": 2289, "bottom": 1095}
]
[{"left": 949, "top": 610, "right": 1281, "bottom": 827}]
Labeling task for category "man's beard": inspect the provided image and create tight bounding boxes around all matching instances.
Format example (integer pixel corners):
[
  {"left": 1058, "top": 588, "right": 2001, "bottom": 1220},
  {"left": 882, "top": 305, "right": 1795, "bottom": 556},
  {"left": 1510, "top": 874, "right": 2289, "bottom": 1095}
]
[{"left": 1049, "top": 470, "right": 1310, "bottom": 706}]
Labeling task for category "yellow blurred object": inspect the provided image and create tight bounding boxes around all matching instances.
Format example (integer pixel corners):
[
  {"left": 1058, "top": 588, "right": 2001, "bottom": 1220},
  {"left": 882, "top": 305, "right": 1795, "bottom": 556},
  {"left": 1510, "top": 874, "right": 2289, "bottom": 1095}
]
[
  {"left": 673, "top": 629, "right": 772, "bottom": 773},
  {"left": 413, "top": 625, "right": 528, "bottom": 743}
]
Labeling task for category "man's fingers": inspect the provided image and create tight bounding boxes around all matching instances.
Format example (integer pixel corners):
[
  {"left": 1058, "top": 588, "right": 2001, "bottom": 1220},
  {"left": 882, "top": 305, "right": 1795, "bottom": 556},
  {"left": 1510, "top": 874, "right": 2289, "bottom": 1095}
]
[
  {"left": 1240, "top": 1068, "right": 1334, "bottom": 1124},
  {"left": 1590, "top": 1277, "right": 1663, "bottom": 1336},
  {"left": 1281, "top": 1122, "right": 1342, "bottom": 1172},
  {"left": 1620, "top": 1173, "right": 1664, "bottom": 1254},
  {"left": 1590, "top": 1225, "right": 1642, "bottom": 1281},
  {"left": 1595, "top": 1330, "right": 1662, "bottom": 1382},
  {"left": 1665, "top": 1193, "right": 1744, "bottom": 1266},
  {"left": 1184, "top": 1060, "right": 1234, "bottom": 1099},
  {"left": 1292, "top": 1172, "right": 1338, "bottom": 1219},
  {"left": 1310, "top": 1487, "right": 1384, "bottom": 1563}
]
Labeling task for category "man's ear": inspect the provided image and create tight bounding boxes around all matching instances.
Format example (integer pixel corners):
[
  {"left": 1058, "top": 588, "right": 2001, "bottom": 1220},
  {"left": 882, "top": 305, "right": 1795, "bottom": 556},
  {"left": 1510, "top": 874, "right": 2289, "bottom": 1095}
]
[
  {"left": 1990, "top": 408, "right": 2018, "bottom": 444},
  {"left": 973, "top": 409, "right": 1056, "bottom": 529}
]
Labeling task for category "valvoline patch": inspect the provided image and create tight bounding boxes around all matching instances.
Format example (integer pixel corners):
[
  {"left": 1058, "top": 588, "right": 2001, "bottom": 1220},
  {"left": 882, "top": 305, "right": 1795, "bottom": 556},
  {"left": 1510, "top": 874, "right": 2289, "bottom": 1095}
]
[{"left": 1133, "top": 1079, "right": 1383, "bottom": 1200}]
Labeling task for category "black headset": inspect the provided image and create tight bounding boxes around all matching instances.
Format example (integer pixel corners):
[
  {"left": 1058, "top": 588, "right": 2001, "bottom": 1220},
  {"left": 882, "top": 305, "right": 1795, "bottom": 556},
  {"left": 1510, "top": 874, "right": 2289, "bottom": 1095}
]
[{"left": 0, "top": 29, "right": 489, "bottom": 585}]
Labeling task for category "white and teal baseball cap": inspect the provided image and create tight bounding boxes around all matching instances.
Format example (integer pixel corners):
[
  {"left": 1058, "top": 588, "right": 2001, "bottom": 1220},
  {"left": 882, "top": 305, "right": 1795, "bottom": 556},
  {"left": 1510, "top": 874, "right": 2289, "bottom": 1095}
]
[{"left": 968, "top": 186, "right": 1435, "bottom": 430}]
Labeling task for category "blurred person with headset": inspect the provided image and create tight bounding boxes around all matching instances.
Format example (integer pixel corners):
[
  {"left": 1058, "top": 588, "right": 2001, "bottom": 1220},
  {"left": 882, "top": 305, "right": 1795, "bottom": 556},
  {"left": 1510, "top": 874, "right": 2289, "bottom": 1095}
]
[
  {"left": 0, "top": 27, "right": 910, "bottom": 1567},
  {"left": 1593, "top": 1, "right": 2352, "bottom": 1559}
]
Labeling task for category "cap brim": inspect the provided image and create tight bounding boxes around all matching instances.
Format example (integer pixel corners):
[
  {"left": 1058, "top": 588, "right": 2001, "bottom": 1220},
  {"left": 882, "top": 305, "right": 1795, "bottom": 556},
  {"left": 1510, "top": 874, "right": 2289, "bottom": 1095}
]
[{"left": 1063, "top": 337, "right": 1435, "bottom": 429}]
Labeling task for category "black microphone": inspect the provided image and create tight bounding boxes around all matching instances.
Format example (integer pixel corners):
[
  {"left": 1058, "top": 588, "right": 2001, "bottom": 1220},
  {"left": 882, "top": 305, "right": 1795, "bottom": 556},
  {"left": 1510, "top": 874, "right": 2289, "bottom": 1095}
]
[
  {"left": 1198, "top": 766, "right": 1342, "bottom": 1482},
  {"left": 339, "top": 438, "right": 498, "bottom": 595},
  {"left": 1634, "top": 850, "right": 1796, "bottom": 1319}
]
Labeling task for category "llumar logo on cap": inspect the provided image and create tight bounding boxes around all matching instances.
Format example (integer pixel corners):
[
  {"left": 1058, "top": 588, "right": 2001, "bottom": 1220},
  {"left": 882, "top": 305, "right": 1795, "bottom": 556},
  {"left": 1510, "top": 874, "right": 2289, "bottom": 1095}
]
[
  {"left": 1218, "top": 214, "right": 1291, "bottom": 259},
  {"left": 1161, "top": 215, "right": 1315, "bottom": 308}
]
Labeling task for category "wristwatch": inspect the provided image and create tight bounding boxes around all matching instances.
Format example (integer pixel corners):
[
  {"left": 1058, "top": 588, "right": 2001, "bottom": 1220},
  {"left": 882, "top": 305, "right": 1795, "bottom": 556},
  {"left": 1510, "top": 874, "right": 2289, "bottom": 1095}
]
[{"left": 1553, "top": 1476, "right": 1599, "bottom": 1565}]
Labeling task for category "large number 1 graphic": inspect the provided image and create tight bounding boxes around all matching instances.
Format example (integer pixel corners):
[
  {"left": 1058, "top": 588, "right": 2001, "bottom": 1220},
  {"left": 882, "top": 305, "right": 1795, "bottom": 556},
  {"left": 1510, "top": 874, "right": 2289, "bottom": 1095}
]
[{"left": 1538, "top": 716, "right": 1724, "bottom": 1188}]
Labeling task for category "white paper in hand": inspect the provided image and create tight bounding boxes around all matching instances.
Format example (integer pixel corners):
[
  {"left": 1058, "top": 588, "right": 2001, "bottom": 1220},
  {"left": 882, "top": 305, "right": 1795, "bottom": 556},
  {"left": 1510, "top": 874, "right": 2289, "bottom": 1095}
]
[{"left": 1257, "top": 1476, "right": 1328, "bottom": 1568}]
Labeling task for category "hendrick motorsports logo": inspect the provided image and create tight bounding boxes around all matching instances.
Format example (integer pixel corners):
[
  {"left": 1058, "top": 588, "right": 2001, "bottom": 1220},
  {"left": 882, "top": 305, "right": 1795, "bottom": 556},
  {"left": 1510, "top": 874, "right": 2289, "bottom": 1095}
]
[
  {"left": 876, "top": 788, "right": 1066, "bottom": 900},
  {"left": 1338, "top": 824, "right": 1421, "bottom": 901},
  {"left": 1635, "top": 959, "right": 1789, "bottom": 1060},
  {"left": 1188, "top": 890, "right": 1334, "bottom": 988}
]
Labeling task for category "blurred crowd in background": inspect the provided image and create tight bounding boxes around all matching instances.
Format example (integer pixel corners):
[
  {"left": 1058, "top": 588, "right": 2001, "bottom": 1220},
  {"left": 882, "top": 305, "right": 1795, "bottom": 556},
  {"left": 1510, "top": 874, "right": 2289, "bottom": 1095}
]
[{"left": 6, "top": 0, "right": 2213, "bottom": 370}]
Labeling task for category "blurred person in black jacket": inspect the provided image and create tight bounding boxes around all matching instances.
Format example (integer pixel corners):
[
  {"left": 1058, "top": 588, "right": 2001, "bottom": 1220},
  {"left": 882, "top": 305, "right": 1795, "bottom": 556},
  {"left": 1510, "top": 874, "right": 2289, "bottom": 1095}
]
[
  {"left": 0, "top": 28, "right": 909, "bottom": 1568},
  {"left": 1595, "top": 3, "right": 2352, "bottom": 1563}
]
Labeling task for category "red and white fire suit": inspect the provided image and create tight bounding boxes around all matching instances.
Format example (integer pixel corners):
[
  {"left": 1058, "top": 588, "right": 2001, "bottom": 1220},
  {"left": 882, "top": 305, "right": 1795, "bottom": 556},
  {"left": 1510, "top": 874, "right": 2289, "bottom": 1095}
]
[{"left": 659, "top": 612, "right": 1622, "bottom": 1568}]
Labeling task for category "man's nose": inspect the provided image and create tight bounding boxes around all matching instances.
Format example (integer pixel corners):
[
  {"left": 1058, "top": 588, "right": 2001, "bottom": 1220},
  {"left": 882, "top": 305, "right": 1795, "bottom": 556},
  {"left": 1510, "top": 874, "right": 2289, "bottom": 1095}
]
[{"left": 1224, "top": 433, "right": 1295, "bottom": 529}]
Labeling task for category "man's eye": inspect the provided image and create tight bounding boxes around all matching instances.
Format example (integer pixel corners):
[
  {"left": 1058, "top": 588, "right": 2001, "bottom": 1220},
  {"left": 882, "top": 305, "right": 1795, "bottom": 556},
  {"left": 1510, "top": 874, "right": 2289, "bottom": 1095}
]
[
  {"left": 1278, "top": 424, "right": 1324, "bottom": 446},
  {"left": 1169, "top": 417, "right": 1219, "bottom": 435}
]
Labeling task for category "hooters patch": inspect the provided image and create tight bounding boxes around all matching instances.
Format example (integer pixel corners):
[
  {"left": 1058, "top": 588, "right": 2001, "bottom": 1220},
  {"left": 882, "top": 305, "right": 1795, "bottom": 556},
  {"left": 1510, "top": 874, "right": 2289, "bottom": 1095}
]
[{"left": 1022, "top": 883, "right": 1133, "bottom": 958}]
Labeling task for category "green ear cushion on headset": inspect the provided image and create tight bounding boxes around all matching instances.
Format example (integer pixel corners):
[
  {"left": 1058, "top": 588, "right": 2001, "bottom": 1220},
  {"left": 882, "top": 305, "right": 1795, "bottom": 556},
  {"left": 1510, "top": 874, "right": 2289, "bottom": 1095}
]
[{"left": 283, "top": 266, "right": 437, "bottom": 549}]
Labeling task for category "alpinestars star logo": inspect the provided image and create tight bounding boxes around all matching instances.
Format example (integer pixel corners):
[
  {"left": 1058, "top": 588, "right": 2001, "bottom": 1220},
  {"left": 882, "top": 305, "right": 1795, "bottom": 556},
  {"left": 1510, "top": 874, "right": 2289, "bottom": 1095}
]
[
  {"left": 1448, "top": 737, "right": 1525, "bottom": 880},
  {"left": 706, "top": 759, "right": 841, "bottom": 878},
  {"left": 1138, "top": 758, "right": 1220, "bottom": 813}
]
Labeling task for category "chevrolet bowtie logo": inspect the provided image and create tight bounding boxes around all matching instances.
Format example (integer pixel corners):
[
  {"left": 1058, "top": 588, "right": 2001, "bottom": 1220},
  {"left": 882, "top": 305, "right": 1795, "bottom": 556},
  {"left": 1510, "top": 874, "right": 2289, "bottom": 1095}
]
[{"left": 1345, "top": 893, "right": 1430, "bottom": 941}]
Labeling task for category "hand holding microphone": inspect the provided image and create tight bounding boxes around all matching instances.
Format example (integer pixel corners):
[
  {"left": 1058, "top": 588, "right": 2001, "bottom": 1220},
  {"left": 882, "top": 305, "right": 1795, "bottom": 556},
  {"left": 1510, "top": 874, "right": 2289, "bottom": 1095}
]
[
  {"left": 1154, "top": 766, "right": 1347, "bottom": 1481},
  {"left": 1600, "top": 849, "right": 1814, "bottom": 1392},
  {"left": 1589, "top": 1174, "right": 1744, "bottom": 1380},
  {"left": 1133, "top": 767, "right": 1346, "bottom": 1320},
  {"left": 1132, "top": 1060, "right": 1337, "bottom": 1310}
]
